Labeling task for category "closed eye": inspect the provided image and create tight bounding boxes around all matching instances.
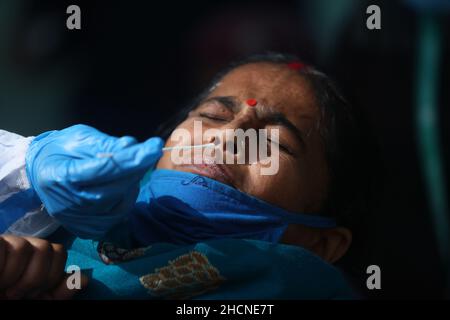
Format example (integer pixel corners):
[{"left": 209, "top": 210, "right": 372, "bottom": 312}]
[
  {"left": 268, "top": 138, "right": 294, "bottom": 156},
  {"left": 199, "top": 112, "right": 228, "bottom": 122}
]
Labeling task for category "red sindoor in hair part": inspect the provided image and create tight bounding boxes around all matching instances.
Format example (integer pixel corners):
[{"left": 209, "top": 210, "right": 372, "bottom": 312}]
[{"left": 287, "top": 61, "right": 305, "bottom": 70}]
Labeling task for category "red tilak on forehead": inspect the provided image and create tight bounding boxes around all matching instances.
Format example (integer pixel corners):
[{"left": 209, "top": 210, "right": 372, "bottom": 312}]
[
  {"left": 287, "top": 61, "right": 305, "bottom": 71},
  {"left": 246, "top": 99, "right": 258, "bottom": 107}
]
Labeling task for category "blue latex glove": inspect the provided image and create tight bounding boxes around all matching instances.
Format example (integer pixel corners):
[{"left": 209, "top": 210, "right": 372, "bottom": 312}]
[{"left": 25, "top": 124, "right": 163, "bottom": 240}]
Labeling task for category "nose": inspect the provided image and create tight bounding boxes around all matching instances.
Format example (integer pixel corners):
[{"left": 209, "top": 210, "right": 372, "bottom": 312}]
[
  {"left": 230, "top": 101, "right": 259, "bottom": 130},
  {"left": 207, "top": 102, "right": 262, "bottom": 163}
]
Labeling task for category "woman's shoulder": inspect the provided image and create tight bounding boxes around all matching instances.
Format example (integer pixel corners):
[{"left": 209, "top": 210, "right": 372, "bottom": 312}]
[{"left": 191, "top": 238, "right": 356, "bottom": 299}]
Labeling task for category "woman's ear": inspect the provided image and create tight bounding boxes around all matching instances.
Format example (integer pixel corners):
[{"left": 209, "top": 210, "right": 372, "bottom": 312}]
[
  {"left": 280, "top": 225, "right": 352, "bottom": 264},
  {"left": 312, "top": 227, "right": 352, "bottom": 263}
]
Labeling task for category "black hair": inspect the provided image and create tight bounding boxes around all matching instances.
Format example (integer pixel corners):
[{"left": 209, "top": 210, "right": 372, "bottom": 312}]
[{"left": 156, "top": 52, "right": 381, "bottom": 236}]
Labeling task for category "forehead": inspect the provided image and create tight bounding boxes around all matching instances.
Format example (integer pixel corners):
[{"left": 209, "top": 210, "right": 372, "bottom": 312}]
[{"left": 208, "top": 63, "right": 319, "bottom": 119}]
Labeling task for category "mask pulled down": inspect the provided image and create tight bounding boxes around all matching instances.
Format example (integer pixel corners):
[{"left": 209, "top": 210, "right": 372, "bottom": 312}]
[{"left": 130, "top": 169, "right": 336, "bottom": 246}]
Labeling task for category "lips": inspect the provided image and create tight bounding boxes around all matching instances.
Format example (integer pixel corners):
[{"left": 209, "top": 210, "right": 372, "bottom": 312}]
[{"left": 179, "top": 163, "right": 235, "bottom": 187}]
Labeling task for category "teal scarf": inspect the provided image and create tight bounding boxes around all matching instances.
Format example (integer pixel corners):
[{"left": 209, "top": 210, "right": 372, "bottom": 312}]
[{"left": 49, "top": 228, "right": 355, "bottom": 300}]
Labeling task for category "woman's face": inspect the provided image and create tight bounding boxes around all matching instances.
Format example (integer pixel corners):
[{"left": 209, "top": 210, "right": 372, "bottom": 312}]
[{"left": 157, "top": 62, "right": 329, "bottom": 213}]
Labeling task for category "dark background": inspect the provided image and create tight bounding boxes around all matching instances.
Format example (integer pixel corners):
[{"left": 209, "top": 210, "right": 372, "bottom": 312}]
[{"left": 0, "top": 0, "right": 449, "bottom": 299}]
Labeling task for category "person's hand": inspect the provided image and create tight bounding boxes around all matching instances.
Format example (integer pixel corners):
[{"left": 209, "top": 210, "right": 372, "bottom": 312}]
[
  {"left": 0, "top": 235, "right": 88, "bottom": 300},
  {"left": 26, "top": 124, "right": 164, "bottom": 239}
]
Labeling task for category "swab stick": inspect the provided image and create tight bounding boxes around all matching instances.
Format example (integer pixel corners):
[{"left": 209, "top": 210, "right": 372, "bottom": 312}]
[
  {"left": 162, "top": 143, "right": 216, "bottom": 152},
  {"left": 96, "top": 143, "right": 216, "bottom": 158}
]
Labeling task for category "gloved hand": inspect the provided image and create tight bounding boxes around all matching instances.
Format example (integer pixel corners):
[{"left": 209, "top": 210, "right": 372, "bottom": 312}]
[{"left": 25, "top": 124, "right": 163, "bottom": 240}]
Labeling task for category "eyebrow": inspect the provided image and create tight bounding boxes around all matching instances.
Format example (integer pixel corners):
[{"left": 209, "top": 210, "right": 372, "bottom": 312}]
[{"left": 201, "top": 96, "right": 307, "bottom": 149}]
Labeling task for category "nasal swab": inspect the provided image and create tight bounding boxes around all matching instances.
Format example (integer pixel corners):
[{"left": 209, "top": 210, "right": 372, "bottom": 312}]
[
  {"left": 96, "top": 143, "right": 216, "bottom": 158},
  {"left": 162, "top": 143, "right": 216, "bottom": 152}
]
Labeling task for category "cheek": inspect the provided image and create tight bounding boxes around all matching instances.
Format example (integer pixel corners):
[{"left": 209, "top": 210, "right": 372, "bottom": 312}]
[
  {"left": 156, "top": 120, "right": 195, "bottom": 169},
  {"left": 243, "top": 158, "right": 304, "bottom": 211},
  {"left": 156, "top": 152, "right": 172, "bottom": 170},
  {"left": 243, "top": 155, "right": 328, "bottom": 213}
]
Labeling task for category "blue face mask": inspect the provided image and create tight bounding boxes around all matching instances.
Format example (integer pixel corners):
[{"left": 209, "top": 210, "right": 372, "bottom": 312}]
[{"left": 130, "top": 169, "right": 336, "bottom": 246}]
